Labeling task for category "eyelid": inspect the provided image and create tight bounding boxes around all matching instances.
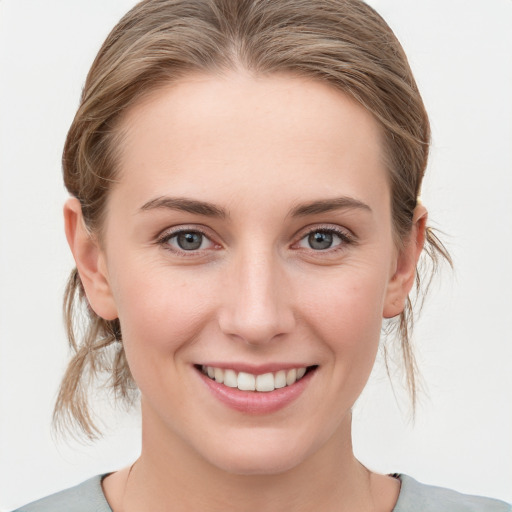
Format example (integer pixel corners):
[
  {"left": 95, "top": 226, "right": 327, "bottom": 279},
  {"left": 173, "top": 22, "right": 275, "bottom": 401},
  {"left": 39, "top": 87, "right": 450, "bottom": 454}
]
[
  {"left": 292, "top": 224, "right": 356, "bottom": 250},
  {"left": 156, "top": 225, "right": 221, "bottom": 254}
]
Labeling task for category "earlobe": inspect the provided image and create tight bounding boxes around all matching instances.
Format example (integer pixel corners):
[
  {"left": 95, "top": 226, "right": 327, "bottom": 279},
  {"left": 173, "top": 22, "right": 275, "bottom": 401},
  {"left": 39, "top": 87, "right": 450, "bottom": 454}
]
[
  {"left": 64, "top": 198, "right": 118, "bottom": 321},
  {"left": 383, "top": 205, "right": 428, "bottom": 319}
]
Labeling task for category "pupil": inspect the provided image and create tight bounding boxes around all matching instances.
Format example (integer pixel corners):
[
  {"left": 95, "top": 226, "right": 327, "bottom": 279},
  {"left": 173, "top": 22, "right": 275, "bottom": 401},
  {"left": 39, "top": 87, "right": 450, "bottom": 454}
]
[
  {"left": 177, "top": 232, "right": 202, "bottom": 250},
  {"left": 309, "top": 231, "right": 332, "bottom": 250}
]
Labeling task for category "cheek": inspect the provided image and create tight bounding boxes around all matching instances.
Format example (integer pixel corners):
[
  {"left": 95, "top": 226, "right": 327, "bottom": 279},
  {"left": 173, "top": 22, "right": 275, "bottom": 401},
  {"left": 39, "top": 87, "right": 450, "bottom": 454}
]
[
  {"left": 110, "top": 265, "right": 219, "bottom": 409},
  {"left": 300, "top": 265, "right": 388, "bottom": 349},
  {"left": 110, "top": 260, "right": 215, "bottom": 356},
  {"left": 292, "top": 266, "right": 390, "bottom": 427}
]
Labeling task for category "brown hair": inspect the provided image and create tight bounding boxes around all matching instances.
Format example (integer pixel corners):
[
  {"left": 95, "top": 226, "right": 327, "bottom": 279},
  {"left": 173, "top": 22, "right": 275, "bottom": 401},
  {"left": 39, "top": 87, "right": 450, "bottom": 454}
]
[{"left": 55, "top": 0, "right": 451, "bottom": 439}]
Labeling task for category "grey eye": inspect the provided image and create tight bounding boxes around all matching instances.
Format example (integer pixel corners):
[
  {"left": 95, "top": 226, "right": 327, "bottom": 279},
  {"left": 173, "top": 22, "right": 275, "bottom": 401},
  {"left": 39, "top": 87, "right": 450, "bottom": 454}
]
[
  {"left": 297, "top": 229, "right": 345, "bottom": 251},
  {"left": 176, "top": 231, "right": 204, "bottom": 250},
  {"left": 307, "top": 231, "right": 334, "bottom": 250},
  {"left": 160, "top": 228, "right": 216, "bottom": 254}
]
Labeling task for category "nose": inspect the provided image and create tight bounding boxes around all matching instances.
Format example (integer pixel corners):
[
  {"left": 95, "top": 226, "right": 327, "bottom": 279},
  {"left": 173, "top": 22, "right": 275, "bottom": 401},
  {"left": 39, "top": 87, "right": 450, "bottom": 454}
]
[{"left": 218, "top": 248, "right": 295, "bottom": 346}]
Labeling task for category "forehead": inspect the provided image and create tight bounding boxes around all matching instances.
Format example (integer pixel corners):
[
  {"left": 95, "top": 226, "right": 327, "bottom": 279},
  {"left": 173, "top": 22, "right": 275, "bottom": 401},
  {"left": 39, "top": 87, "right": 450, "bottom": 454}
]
[{"left": 113, "top": 72, "right": 387, "bottom": 212}]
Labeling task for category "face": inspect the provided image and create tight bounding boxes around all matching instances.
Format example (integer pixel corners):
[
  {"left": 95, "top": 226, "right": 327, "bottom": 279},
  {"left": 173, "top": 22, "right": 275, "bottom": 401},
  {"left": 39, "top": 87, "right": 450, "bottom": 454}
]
[{"left": 71, "top": 72, "right": 419, "bottom": 475}]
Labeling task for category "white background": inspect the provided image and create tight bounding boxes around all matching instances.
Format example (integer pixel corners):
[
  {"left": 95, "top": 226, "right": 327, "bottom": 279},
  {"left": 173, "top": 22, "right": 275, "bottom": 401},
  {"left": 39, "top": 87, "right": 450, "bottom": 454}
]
[{"left": 0, "top": 0, "right": 511, "bottom": 510}]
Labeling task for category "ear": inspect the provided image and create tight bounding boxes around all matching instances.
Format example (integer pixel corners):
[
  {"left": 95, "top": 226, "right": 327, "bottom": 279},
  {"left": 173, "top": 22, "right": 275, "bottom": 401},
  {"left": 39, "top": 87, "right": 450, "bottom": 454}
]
[
  {"left": 383, "top": 205, "right": 428, "bottom": 319},
  {"left": 64, "top": 197, "right": 118, "bottom": 321}
]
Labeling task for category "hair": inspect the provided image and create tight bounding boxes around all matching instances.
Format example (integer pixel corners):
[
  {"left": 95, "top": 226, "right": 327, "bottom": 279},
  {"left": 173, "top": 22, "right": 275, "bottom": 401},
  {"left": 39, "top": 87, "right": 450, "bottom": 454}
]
[{"left": 55, "top": 0, "right": 451, "bottom": 439}]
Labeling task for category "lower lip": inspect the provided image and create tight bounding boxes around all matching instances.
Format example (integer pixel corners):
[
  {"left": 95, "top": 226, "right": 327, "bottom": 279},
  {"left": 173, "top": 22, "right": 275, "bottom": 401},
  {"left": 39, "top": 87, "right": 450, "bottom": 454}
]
[{"left": 197, "top": 368, "right": 315, "bottom": 414}]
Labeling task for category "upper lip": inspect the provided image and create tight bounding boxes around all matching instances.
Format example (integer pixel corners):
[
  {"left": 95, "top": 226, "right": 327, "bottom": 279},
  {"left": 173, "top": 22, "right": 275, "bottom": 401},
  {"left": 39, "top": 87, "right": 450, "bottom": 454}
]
[{"left": 195, "top": 362, "right": 316, "bottom": 374}]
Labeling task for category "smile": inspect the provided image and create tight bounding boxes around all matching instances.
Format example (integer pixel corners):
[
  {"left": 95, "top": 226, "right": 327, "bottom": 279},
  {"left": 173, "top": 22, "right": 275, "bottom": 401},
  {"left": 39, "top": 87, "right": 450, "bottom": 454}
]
[
  {"left": 196, "top": 364, "right": 318, "bottom": 414},
  {"left": 200, "top": 365, "right": 310, "bottom": 392}
]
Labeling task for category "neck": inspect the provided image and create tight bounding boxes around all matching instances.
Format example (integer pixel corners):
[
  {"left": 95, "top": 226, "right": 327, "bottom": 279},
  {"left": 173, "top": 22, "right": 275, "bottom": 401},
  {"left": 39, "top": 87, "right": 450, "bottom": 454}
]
[{"left": 118, "top": 406, "right": 383, "bottom": 512}]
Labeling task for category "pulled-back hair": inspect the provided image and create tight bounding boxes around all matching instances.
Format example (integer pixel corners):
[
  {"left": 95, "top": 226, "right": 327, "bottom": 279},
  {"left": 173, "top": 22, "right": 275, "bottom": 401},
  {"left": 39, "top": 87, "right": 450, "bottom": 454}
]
[{"left": 56, "top": 0, "right": 451, "bottom": 439}]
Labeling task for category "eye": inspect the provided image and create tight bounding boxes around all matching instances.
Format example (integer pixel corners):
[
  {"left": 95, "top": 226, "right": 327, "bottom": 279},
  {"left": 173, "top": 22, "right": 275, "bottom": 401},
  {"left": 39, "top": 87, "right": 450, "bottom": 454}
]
[
  {"left": 297, "top": 228, "right": 350, "bottom": 251},
  {"left": 159, "top": 229, "right": 216, "bottom": 252}
]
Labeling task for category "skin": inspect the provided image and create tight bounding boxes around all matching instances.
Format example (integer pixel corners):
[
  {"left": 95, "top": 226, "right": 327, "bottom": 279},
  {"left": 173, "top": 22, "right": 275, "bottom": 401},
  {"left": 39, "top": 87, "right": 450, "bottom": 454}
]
[{"left": 65, "top": 72, "right": 427, "bottom": 511}]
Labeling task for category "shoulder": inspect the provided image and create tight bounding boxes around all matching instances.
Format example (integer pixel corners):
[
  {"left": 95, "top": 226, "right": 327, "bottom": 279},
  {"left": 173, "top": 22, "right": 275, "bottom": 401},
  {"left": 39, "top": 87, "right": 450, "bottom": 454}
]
[
  {"left": 11, "top": 475, "right": 112, "bottom": 512},
  {"left": 394, "top": 474, "right": 511, "bottom": 512}
]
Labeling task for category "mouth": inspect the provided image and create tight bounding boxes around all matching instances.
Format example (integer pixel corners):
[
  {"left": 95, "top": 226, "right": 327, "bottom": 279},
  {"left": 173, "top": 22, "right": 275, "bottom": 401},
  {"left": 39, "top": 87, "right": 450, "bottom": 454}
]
[
  {"left": 195, "top": 364, "right": 318, "bottom": 392},
  {"left": 195, "top": 364, "right": 318, "bottom": 414}
]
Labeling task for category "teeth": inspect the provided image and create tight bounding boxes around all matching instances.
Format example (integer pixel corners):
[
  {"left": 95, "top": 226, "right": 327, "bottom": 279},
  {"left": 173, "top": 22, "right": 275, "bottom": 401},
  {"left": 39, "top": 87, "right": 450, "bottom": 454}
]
[
  {"left": 238, "top": 372, "right": 256, "bottom": 391},
  {"left": 286, "top": 368, "right": 297, "bottom": 386},
  {"left": 214, "top": 367, "right": 224, "bottom": 384},
  {"left": 201, "top": 365, "right": 310, "bottom": 392},
  {"left": 223, "top": 369, "right": 237, "bottom": 388},
  {"left": 255, "top": 373, "right": 274, "bottom": 392},
  {"left": 274, "top": 370, "right": 286, "bottom": 389}
]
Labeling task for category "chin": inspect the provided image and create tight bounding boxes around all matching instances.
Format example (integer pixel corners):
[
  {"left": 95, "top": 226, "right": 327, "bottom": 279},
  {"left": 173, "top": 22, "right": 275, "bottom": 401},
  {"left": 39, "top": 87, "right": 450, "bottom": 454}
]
[
  {"left": 213, "top": 452, "right": 305, "bottom": 476},
  {"left": 201, "top": 432, "right": 316, "bottom": 476}
]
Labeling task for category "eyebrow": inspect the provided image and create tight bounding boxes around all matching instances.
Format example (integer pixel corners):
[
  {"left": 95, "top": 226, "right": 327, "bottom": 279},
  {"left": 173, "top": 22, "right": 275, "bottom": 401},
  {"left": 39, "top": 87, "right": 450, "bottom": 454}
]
[
  {"left": 139, "top": 195, "right": 371, "bottom": 219},
  {"left": 290, "top": 197, "right": 372, "bottom": 217},
  {"left": 139, "top": 196, "right": 226, "bottom": 218}
]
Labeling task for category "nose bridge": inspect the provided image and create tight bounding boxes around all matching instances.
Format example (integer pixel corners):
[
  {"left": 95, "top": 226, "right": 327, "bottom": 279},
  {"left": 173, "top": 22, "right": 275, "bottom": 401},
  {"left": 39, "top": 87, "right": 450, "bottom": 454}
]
[{"left": 219, "top": 244, "right": 294, "bottom": 344}]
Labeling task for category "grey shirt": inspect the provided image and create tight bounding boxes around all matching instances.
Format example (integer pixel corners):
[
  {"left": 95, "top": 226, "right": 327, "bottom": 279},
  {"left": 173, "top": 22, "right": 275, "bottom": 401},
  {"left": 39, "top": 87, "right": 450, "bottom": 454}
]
[{"left": 12, "top": 474, "right": 511, "bottom": 512}]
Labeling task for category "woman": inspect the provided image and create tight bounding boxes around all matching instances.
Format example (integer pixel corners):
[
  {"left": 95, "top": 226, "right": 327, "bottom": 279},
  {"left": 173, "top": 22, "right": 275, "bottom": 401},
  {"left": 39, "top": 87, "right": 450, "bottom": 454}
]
[{"left": 10, "top": 0, "right": 511, "bottom": 510}]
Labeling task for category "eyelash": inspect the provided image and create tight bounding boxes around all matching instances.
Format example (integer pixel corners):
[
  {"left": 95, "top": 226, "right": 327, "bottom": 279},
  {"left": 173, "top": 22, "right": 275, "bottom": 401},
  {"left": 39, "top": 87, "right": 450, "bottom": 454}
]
[
  {"left": 156, "top": 226, "right": 217, "bottom": 254},
  {"left": 156, "top": 225, "right": 355, "bottom": 256},
  {"left": 294, "top": 225, "right": 355, "bottom": 253}
]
